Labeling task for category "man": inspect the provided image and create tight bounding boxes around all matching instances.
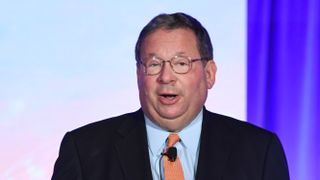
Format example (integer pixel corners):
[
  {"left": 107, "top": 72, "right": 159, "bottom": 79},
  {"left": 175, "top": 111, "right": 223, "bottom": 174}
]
[{"left": 52, "top": 12, "right": 289, "bottom": 180}]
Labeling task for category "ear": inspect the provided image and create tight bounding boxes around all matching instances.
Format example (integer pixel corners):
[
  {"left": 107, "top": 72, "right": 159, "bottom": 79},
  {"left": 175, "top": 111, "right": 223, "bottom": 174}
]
[
  {"left": 136, "top": 64, "right": 139, "bottom": 77},
  {"left": 136, "top": 64, "right": 143, "bottom": 84},
  {"left": 204, "top": 60, "right": 217, "bottom": 89}
]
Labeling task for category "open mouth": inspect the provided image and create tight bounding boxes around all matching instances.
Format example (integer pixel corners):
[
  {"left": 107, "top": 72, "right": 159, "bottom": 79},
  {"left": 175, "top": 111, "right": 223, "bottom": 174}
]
[
  {"left": 161, "top": 94, "right": 177, "bottom": 99},
  {"left": 158, "top": 93, "right": 179, "bottom": 105}
]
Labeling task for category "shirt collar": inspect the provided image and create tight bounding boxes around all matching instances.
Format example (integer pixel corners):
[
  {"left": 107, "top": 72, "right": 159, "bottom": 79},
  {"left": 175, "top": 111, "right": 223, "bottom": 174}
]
[{"left": 145, "top": 109, "right": 203, "bottom": 157}]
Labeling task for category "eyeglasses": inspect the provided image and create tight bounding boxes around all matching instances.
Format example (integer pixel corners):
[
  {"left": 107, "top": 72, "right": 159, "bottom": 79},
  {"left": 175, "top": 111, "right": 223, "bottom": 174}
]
[{"left": 138, "top": 55, "right": 210, "bottom": 75}]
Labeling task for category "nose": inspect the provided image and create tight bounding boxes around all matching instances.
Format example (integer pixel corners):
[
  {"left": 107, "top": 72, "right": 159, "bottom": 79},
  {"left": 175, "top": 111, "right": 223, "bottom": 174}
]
[{"left": 157, "top": 61, "right": 177, "bottom": 84}]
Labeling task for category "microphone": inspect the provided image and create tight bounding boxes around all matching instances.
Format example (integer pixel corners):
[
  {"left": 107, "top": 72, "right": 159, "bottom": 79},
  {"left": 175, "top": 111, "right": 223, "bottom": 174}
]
[{"left": 161, "top": 147, "right": 177, "bottom": 162}]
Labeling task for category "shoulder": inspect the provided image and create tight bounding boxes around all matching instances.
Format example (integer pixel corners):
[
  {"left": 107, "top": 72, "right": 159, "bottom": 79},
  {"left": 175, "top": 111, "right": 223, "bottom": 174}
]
[
  {"left": 65, "top": 109, "right": 144, "bottom": 144},
  {"left": 203, "top": 109, "right": 287, "bottom": 162},
  {"left": 201, "top": 110, "right": 289, "bottom": 179},
  {"left": 203, "top": 109, "right": 278, "bottom": 145}
]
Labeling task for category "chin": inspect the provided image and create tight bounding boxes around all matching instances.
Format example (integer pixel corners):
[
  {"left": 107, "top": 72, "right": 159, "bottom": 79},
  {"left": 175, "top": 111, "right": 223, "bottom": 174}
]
[
  {"left": 159, "top": 112, "right": 183, "bottom": 120},
  {"left": 158, "top": 106, "right": 185, "bottom": 117}
]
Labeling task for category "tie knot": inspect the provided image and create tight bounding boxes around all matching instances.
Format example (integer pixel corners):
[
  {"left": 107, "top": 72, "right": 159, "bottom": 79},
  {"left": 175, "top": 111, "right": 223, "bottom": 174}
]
[{"left": 167, "top": 133, "right": 180, "bottom": 147}]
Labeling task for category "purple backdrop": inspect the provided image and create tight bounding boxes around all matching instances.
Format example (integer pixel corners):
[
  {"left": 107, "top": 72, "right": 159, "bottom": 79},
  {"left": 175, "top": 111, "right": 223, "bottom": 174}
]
[{"left": 247, "top": 0, "right": 320, "bottom": 179}]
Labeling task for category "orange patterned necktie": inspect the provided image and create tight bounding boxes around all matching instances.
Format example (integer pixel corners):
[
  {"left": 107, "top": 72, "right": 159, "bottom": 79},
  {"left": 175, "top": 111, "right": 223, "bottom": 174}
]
[{"left": 163, "top": 133, "right": 184, "bottom": 180}]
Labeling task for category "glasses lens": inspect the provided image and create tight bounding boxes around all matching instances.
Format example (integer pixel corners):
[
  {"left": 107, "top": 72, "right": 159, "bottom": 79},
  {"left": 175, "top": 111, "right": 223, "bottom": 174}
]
[
  {"left": 145, "top": 59, "right": 162, "bottom": 75},
  {"left": 172, "top": 56, "right": 190, "bottom": 74}
]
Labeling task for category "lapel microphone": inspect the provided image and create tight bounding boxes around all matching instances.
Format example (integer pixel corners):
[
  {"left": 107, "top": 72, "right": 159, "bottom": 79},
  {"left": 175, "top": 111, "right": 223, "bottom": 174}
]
[{"left": 161, "top": 147, "right": 177, "bottom": 162}]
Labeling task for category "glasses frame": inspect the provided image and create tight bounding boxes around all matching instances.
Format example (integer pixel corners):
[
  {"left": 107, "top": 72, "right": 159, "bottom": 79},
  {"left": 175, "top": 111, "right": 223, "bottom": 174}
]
[{"left": 138, "top": 55, "right": 211, "bottom": 76}]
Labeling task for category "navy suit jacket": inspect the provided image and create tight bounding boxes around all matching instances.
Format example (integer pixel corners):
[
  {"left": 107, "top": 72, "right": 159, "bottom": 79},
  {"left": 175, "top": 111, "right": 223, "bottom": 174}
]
[{"left": 52, "top": 108, "right": 289, "bottom": 180}]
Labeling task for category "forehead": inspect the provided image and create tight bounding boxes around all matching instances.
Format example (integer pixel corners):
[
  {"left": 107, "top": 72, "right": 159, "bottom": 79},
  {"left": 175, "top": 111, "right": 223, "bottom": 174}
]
[{"left": 140, "top": 28, "right": 199, "bottom": 58}]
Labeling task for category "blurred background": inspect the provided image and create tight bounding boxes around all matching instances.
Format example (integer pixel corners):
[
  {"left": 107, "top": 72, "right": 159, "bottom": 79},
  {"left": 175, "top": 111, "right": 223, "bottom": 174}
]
[
  {"left": 1, "top": 0, "right": 319, "bottom": 179},
  {"left": 0, "top": 1, "right": 246, "bottom": 179}
]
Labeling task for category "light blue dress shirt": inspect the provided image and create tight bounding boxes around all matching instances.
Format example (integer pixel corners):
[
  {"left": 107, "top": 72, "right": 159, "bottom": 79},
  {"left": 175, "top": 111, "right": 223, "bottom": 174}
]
[{"left": 145, "top": 109, "right": 203, "bottom": 180}]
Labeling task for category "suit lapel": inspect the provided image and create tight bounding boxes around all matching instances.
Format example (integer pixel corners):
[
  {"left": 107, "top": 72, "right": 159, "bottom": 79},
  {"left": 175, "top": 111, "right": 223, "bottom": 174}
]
[
  {"left": 196, "top": 109, "right": 236, "bottom": 180},
  {"left": 112, "top": 108, "right": 236, "bottom": 179},
  {"left": 114, "top": 109, "right": 153, "bottom": 180}
]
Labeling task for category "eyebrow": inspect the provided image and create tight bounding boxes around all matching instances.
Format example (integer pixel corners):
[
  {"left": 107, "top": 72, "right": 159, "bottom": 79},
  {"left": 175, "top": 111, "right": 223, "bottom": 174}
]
[
  {"left": 175, "top": 52, "right": 187, "bottom": 56},
  {"left": 143, "top": 51, "right": 188, "bottom": 59},
  {"left": 145, "top": 53, "right": 157, "bottom": 58}
]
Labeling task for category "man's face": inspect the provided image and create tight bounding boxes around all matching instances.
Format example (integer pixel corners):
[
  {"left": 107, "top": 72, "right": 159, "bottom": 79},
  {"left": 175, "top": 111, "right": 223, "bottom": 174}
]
[{"left": 137, "top": 28, "right": 216, "bottom": 132}]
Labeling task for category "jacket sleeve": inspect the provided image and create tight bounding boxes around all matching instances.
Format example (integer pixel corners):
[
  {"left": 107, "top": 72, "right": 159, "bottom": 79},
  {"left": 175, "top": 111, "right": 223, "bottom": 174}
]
[
  {"left": 263, "top": 134, "right": 290, "bottom": 180},
  {"left": 51, "top": 132, "right": 83, "bottom": 180}
]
